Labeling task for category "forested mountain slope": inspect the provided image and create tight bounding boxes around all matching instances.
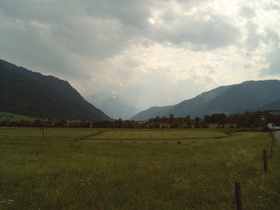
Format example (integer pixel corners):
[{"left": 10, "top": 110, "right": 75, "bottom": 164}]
[
  {"left": 131, "top": 80, "right": 280, "bottom": 121},
  {"left": 0, "top": 59, "right": 110, "bottom": 121}
]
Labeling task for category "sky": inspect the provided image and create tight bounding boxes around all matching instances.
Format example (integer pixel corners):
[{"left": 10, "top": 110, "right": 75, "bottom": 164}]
[{"left": 1, "top": 0, "right": 280, "bottom": 110}]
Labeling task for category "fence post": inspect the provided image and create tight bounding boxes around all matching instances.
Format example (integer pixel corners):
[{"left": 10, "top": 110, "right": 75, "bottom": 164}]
[
  {"left": 271, "top": 146, "right": 273, "bottom": 158},
  {"left": 263, "top": 149, "right": 267, "bottom": 172},
  {"left": 234, "top": 181, "right": 242, "bottom": 210}
]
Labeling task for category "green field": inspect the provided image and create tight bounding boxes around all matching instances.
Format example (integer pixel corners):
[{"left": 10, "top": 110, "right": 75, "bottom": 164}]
[
  {"left": 0, "top": 112, "right": 36, "bottom": 122},
  {"left": 83, "top": 129, "right": 229, "bottom": 142},
  {"left": 0, "top": 127, "right": 279, "bottom": 209}
]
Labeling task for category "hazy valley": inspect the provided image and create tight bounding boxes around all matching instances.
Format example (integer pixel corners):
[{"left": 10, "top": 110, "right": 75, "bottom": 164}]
[{"left": 1, "top": 59, "right": 280, "bottom": 121}]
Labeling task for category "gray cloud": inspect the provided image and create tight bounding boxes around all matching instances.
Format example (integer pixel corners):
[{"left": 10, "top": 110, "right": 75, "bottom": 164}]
[
  {"left": 264, "top": 2, "right": 280, "bottom": 11},
  {"left": 264, "top": 29, "right": 279, "bottom": 47},
  {"left": 258, "top": 28, "right": 280, "bottom": 76},
  {"left": 240, "top": 6, "right": 256, "bottom": 19},
  {"left": 261, "top": 48, "right": 280, "bottom": 76},
  {"left": 153, "top": 10, "right": 240, "bottom": 50},
  {"left": 245, "top": 21, "right": 262, "bottom": 52},
  {"left": 84, "top": 0, "right": 153, "bottom": 29}
]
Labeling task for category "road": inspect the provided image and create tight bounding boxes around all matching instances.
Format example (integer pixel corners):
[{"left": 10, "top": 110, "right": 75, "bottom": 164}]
[{"left": 274, "top": 131, "right": 280, "bottom": 144}]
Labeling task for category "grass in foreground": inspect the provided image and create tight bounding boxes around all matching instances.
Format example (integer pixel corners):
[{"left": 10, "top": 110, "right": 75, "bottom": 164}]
[{"left": 0, "top": 128, "right": 279, "bottom": 209}]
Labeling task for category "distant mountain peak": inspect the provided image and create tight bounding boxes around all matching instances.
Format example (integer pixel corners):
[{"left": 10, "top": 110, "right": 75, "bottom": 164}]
[{"left": 85, "top": 93, "right": 141, "bottom": 120}]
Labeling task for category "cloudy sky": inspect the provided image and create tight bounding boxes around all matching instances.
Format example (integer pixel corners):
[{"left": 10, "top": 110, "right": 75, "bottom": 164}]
[{"left": 1, "top": 0, "right": 280, "bottom": 109}]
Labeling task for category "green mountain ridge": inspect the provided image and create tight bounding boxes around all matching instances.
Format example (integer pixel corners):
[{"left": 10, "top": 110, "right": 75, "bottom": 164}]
[
  {"left": 131, "top": 80, "right": 280, "bottom": 121},
  {"left": 0, "top": 59, "right": 110, "bottom": 121}
]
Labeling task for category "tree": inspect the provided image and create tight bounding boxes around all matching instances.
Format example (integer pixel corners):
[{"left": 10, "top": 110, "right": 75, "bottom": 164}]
[
  {"left": 236, "top": 115, "right": 248, "bottom": 128},
  {"left": 200, "top": 120, "right": 209, "bottom": 128},
  {"left": 249, "top": 113, "right": 262, "bottom": 128},
  {"left": 185, "top": 115, "right": 192, "bottom": 128},
  {"left": 204, "top": 115, "right": 211, "bottom": 123},
  {"left": 117, "top": 118, "right": 123, "bottom": 128},
  {"left": 217, "top": 114, "right": 226, "bottom": 128},
  {"left": 169, "top": 114, "right": 175, "bottom": 124},
  {"left": 194, "top": 117, "right": 200, "bottom": 128},
  {"left": 33, "top": 119, "right": 43, "bottom": 127},
  {"left": 55, "top": 118, "right": 68, "bottom": 127}
]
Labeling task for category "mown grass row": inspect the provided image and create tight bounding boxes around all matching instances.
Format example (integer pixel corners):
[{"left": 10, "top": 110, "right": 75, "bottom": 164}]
[
  {"left": 84, "top": 129, "right": 229, "bottom": 141},
  {"left": 0, "top": 128, "right": 279, "bottom": 209}
]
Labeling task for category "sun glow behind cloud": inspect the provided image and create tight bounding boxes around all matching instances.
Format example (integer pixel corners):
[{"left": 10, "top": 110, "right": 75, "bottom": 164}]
[{"left": 0, "top": 0, "right": 280, "bottom": 109}]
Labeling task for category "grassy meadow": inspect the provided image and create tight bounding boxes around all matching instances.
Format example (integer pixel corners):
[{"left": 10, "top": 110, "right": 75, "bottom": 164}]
[
  {"left": 0, "top": 127, "right": 279, "bottom": 209},
  {"left": 0, "top": 112, "right": 36, "bottom": 122}
]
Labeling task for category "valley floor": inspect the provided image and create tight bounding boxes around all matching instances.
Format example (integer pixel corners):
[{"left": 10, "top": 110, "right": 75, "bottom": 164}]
[{"left": 0, "top": 127, "right": 279, "bottom": 209}]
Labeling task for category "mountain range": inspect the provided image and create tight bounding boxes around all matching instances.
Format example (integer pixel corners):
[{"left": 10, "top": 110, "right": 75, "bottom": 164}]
[
  {"left": 131, "top": 80, "right": 280, "bottom": 121},
  {"left": 0, "top": 59, "right": 110, "bottom": 121},
  {"left": 85, "top": 94, "right": 141, "bottom": 120},
  {"left": 1, "top": 59, "right": 280, "bottom": 122}
]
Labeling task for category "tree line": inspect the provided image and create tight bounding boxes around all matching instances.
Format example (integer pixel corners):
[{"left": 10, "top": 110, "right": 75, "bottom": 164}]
[{"left": 0, "top": 111, "right": 270, "bottom": 130}]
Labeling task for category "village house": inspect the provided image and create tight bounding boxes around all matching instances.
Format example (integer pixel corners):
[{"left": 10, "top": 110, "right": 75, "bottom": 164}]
[{"left": 265, "top": 111, "right": 280, "bottom": 130}]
